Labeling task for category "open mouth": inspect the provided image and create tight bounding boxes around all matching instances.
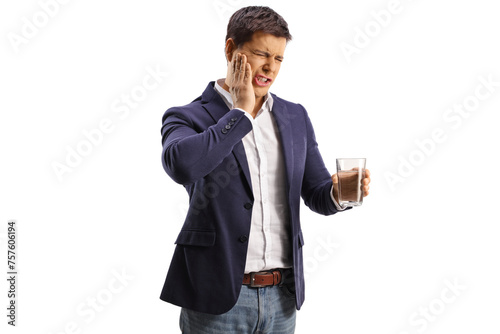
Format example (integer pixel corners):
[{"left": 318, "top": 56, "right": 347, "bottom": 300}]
[{"left": 254, "top": 75, "right": 272, "bottom": 87}]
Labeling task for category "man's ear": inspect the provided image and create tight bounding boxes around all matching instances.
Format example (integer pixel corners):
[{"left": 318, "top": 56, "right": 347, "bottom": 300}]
[{"left": 225, "top": 38, "right": 237, "bottom": 62}]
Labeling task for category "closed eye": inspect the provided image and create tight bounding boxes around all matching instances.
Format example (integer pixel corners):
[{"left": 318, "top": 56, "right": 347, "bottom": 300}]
[{"left": 252, "top": 50, "right": 284, "bottom": 62}]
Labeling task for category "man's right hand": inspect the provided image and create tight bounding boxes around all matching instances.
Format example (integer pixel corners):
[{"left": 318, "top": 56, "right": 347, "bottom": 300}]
[{"left": 226, "top": 53, "right": 255, "bottom": 115}]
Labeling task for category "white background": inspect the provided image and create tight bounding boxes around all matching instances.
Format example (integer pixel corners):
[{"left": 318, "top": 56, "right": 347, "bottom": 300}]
[{"left": 1, "top": 0, "right": 499, "bottom": 333}]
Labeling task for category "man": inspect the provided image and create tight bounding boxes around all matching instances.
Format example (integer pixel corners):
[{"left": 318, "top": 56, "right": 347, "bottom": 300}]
[{"left": 160, "top": 6, "right": 371, "bottom": 333}]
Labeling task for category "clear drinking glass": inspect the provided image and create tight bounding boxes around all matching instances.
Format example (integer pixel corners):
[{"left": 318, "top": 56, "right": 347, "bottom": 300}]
[{"left": 336, "top": 158, "right": 366, "bottom": 207}]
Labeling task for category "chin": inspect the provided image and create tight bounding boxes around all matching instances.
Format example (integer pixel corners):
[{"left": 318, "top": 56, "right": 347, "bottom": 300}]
[{"left": 253, "top": 85, "right": 271, "bottom": 96}]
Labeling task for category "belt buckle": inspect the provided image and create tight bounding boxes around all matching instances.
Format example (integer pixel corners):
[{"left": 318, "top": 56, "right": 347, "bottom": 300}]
[{"left": 250, "top": 272, "right": 266, "bottom": 288}]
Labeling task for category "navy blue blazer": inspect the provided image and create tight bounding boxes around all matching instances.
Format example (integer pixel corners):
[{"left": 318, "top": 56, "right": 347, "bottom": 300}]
[{"left": 160, "top": 81, "right": 342, "bottom": 315}]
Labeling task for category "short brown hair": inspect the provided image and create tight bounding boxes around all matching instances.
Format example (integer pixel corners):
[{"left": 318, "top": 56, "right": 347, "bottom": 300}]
[{"left": 225, "top": 6, "right": 292, "bottom": 48}]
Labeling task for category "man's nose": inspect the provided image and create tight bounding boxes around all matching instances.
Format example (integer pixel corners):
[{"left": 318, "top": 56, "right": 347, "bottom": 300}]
[{"left": 263, "top": 58, "right": 278, "bottom": 74}]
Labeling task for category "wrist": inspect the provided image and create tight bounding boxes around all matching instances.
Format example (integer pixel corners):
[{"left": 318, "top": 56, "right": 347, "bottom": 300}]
[{"left": 234, "top": 103, "right": 254, "bottom": 115}]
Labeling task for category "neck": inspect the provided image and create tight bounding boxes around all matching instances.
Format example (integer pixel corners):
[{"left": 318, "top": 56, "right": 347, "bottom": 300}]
[{"left": 253, "top": 96, "right": 265, "bottom": 116}]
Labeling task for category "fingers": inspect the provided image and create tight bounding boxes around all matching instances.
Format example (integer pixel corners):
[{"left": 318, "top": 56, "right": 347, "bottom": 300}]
[
  {"left": 235, "top": 54, "right": 244, "bottom": 71},
  {"left": 362, "top": 169, "right": 370, "bottom": 185},
  {"left": 231, "top": 52, "right": 238, "bottom": 78},
  {"left": 230, "top": 53, "right": 241, "bottom": 82},
  {"left": 228, "top": 53, "right": 255, "bottom": 113},
  {"left": 228, "top": 53, "right": 243, "bottom": 90},
  {"left": 229, "top": 53, "right": 253, "bottom": 85},
  {"left": 244, "top": 62, "right": 252, "bottom": 82},
  {"left": 238, "top": 54, "right": 245, "bottom": 79},
  {"left": 361, "top": 181, "right": 370, "bottom": 196},
  {"left": 362, "top": 169, "right": 370, "bottom": 196},
  {"left": 334, "top": 169, "right": 371, "bottom": 198},
  {"left": 238, "top": 54, "right": 250, "bottom": 82}
]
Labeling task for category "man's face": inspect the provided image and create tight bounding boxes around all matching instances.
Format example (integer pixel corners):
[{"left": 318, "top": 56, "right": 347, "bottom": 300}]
[{"left": 228, "top": 31, "right": 287, "bottom": 99}]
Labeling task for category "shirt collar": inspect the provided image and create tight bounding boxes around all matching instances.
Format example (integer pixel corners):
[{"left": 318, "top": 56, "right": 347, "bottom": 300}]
[{"left": 214, "top": 78, "right": 273, "bottom": 117}]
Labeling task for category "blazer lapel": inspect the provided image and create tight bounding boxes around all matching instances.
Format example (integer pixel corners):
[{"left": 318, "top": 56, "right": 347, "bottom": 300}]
[
  {"left": 231, "top": 141, "right": 253, "bottom": 194},
  {"left": 201, "top": 82, "right": 253, "bottom": 193},
  {"left": 201, "top": 82, "right": 229, "bottom": 122}
]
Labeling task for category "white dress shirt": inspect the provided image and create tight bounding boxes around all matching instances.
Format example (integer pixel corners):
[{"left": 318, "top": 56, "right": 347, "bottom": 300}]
[{"left": 214, "top": 79, "right": 343, "bottom": 273}]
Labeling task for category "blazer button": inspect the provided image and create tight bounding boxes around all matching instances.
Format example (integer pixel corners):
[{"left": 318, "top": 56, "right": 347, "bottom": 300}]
[
  {"left": 225, "top": 124, "right": 231, "bottom": 129},
  {"left": 244, "top": 203, "right": 253, "bottom": 210},
  {"left": 239, "top": 235, "right": 248, "bottom": 243},
  {"left": 231, "top": 118, "right": 238, "bottom": 122},
  {"left": 221, "top": 128, "right": 228, "bottom": 134}
]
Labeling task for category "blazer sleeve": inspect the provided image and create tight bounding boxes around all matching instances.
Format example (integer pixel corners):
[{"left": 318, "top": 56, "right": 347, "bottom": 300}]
[
  {"left": 161, "top": 107, "right": 252, "bottom": 185},
  {"left": 299, "top": 104, "right": 341, "bottom": 216}
]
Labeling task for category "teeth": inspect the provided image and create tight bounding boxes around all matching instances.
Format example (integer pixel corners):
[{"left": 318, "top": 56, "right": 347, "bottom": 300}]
[{"left": 258, "top": 77, "right": 268, "bottom": 82}]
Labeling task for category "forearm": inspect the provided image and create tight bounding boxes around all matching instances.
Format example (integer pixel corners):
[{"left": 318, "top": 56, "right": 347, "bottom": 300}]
[
  {"left": 303, "top": 179, "right": 339, "bottom": 215},
  {"left": 161, "top": 108, "right": 252, "bottom": 184}
]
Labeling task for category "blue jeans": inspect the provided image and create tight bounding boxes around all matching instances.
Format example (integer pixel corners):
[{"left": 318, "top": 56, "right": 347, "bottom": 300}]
[{"left": 180, "top": 284, "right": 296, "bottom": 333}]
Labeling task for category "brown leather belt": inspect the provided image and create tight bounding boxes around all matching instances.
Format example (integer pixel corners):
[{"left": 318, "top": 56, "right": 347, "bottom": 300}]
[{"left": 243, "top": 269, "right": 287, "bottom": 288}]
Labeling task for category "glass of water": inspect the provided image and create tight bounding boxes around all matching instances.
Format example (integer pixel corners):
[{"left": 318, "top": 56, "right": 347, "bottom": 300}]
[{"left": 336, "top": 158, "right": 366, "bottom": 207}]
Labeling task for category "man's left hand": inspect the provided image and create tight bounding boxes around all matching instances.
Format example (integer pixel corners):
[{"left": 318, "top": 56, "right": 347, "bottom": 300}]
[{"left": 332, "top": 169, "right": 371, "bottom": 203}]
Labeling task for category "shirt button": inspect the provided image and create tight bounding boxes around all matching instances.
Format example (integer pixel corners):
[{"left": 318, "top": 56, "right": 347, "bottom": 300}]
[
  {"left": 239, "top": 235, "right": 248, "bottom": 243},
  {"left": 244, "top": 203, "right": 253, "bottom": 210}
]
